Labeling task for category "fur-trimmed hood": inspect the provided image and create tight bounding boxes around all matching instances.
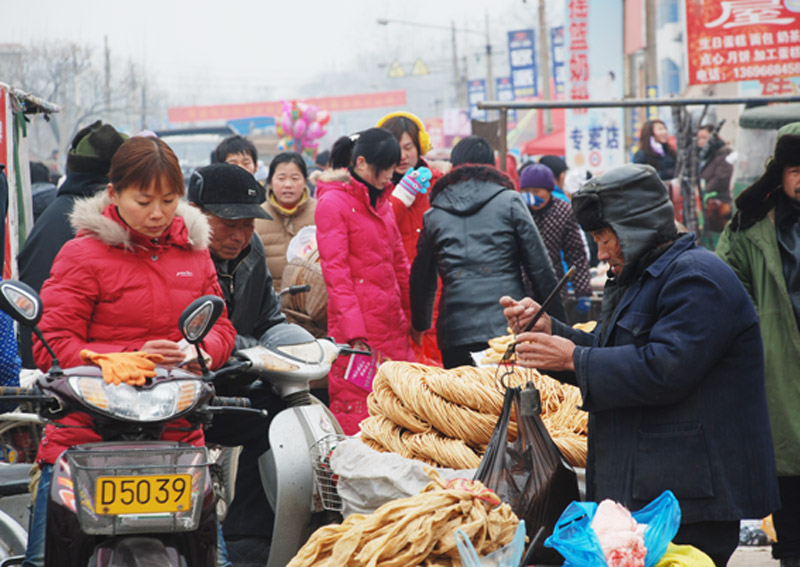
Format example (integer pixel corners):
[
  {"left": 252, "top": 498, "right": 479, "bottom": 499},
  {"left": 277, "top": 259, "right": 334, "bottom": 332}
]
[
  {"left": 69, "top": 191, "right": 210, "bottom": 250},
  {"left": 315, "top": 167, "right": 354, "bottom": 200},
  {"left": 731, "top": 122, "right": 800, "bottom": 231},
  {"left": 429, "top": 163, "right": 515, "bottom": 216}
]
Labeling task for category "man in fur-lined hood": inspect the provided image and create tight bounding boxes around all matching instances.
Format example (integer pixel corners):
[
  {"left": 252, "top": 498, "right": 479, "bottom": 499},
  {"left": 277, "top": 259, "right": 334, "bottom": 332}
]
[{"left": 717, "top": 122, "right": 800, "bottom": 567}]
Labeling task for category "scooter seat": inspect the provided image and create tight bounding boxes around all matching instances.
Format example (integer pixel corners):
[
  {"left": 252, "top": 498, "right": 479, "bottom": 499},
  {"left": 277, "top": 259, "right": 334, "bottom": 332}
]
[{"left": 0, "top": 463, "right": 31, "bottom": 496}]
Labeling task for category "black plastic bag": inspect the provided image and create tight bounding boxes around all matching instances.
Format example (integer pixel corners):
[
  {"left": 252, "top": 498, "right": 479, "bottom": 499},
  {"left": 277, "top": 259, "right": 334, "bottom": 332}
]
[{"left": 474, "top": 383, "right": 579, "bottom": 565}]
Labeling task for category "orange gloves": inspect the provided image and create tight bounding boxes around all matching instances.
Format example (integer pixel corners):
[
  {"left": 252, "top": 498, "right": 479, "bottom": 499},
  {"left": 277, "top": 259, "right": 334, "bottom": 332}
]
[{"left": 79, "top": 350, "right": 165, "bottom": 386}]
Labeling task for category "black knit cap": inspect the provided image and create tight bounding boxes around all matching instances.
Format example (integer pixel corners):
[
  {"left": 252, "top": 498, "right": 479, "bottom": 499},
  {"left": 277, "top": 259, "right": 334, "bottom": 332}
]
[
  {"left": 188, "top": 163, "right": 272, "bottom": 220},
  {"left": 65, "top": 120, "right": 128, "bottom": 175}
]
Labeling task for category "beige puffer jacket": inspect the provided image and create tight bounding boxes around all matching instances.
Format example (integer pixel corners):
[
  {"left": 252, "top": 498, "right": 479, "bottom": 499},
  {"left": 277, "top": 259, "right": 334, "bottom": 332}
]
[{"left": 255, "top": 191, "right": 317, "bottom": 291}]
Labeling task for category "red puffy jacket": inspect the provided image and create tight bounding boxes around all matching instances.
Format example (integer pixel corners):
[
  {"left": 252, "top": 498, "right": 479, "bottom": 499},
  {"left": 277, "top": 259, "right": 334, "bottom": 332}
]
[
  {"left": 34, "top": 193, "right": 236, "bottom": 465},
  {"left": 388, "top": 161, "right": 444, "bottom": 366},
  {"left": 315, "top": 169, "right": 415, "bottom": 434}
]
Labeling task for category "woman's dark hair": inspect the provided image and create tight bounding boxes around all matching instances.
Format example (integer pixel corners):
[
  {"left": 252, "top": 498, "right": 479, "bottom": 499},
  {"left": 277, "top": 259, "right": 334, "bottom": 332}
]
[
  {"left": 638, "top": 120, "right": 676, "bottom": 159},
  {"left": 450, "top": 136, "right": 495, "bottom": 166},
  {"left": 109, "top": 137, "right": 185, "bottom": 197},
  {"left": 268, "top": 152, "right": 308, "bottom": 184},
  {"left": 381, "top": 116, "right": 421, "bottom": 156},
  {"left": 328, "top": 128, "right": 400, "bottom": 175},
  {"left": 214, "top": 134, "right": 258, "bottom": 165}
]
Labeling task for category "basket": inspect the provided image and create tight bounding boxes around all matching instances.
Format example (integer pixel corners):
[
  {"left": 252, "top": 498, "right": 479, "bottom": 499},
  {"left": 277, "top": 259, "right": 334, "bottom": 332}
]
[
  {"left": 281, "top": 248, "right": 328, "bottom": 337},
  {"left": 65, "top": 443, "right": 209, "bottom": 535},
  {"left": 310, "top": 434, "right": 346, "bottom": 512}
]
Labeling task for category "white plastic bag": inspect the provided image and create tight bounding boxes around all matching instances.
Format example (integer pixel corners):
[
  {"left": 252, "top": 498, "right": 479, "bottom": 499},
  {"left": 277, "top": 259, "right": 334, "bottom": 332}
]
[
  {"left": 456, "top": 520, "right": 527, "bottom": 567},
  {"left": 285, "top": 225, "right": 317, "bottom": 262}
]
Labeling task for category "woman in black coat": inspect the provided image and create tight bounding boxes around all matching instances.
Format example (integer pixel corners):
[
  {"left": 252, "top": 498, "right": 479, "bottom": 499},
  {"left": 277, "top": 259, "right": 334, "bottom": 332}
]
[
  {"left": 410, "top": 136, "right": 564, "bottom": 368},
  {"left": 633, "top": 119, "right": 676, "bottom": 180}
]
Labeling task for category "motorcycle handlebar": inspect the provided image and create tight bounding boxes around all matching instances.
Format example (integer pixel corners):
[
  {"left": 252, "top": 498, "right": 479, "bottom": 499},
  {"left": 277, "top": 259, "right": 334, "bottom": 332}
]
[
  {"left": 210, "top": 396, "right": 252, "bottom": 408},
  {"left": 0, "top": 385, "right": 50, "bottom": 403},
  {"left": 279, "top": 284, "right": 311, "bottom": 297}
]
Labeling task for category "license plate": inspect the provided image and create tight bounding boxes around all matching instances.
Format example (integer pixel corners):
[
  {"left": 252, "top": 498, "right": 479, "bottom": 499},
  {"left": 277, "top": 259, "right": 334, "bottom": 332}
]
[{"left": 95, "top": 474, "right": 192, "bottom": 515}]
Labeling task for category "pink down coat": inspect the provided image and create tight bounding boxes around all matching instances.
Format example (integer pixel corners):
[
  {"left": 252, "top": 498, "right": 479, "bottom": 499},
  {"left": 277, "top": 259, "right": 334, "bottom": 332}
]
[{"left": 315, "top": 169, "right": 415, "bottom": 434}]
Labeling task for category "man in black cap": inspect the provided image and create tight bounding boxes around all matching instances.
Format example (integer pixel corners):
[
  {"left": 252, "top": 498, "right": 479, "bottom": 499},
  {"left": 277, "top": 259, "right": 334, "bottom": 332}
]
[
  {"left": 18, "top": 120, "right": 128, "bottom": 367},
  {"left": 501, "top": 163, "right": 779, "bottom": 566},
  {"left": 188, "top": 162, "right": 285, "bottom": 344},
  {"left": 187, "top": 162, "right": 285, "bottom": 566}
]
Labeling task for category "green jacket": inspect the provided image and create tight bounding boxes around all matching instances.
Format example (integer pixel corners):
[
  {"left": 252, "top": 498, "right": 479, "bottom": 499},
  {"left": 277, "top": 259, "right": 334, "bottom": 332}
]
[{"left": 717, "top": 211, "right": 800, "bottom": 476}]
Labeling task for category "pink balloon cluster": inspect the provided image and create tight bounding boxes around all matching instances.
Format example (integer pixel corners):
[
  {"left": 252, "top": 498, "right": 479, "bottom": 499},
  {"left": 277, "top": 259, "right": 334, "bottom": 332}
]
[{"left": 276, "top": 100, "right": 330, "bottom": 155}]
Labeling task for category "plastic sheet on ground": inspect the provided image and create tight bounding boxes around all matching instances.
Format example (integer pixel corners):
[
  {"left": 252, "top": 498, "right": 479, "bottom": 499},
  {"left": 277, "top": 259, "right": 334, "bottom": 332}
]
[{"left": 328, "top": 437, "right": 475, "bottom": 517}]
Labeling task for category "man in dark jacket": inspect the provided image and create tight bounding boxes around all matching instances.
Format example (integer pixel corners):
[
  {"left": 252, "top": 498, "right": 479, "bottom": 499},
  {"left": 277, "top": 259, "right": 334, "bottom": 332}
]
[
  {"left": 17, "top": 120, "right": 128, "bottom": 368},
  {"left": 187, "top": 163, "right": 286, "bottom": 567},
  {"left": 502, "top": 163, "right": 779, "bottom": 567}
]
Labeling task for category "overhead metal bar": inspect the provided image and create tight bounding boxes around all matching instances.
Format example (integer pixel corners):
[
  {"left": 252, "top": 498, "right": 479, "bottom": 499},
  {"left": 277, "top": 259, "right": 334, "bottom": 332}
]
[{"left": 478, "top": 94, "right": 800, "bottom": 171}]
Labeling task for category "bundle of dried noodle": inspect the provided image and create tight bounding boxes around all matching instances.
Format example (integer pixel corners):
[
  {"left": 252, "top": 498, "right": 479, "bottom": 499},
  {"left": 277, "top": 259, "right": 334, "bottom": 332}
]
[
  {"left": 287, "top": 471, "right": 519, "bottom": 567},
  {"left": 364, "top": 361, "right": 589, "bottom": 468}
]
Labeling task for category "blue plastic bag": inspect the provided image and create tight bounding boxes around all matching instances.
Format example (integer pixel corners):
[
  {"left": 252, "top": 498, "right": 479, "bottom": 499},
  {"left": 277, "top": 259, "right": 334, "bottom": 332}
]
[
  {"left": 544, "top": 490, "right": 681, "bottom": 567},
  {"left": 455, "top": 520, "right": 527, "bottom": 567}
]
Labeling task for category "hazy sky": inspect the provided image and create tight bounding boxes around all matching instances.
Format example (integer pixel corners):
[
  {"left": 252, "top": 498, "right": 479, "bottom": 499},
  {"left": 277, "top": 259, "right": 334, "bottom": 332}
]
[{"left": 4, "top": 0, "right": 560, "bottom": 106}]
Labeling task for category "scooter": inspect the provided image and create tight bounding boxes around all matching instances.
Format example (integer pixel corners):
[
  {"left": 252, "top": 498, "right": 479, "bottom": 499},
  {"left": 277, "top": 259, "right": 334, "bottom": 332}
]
[
  {"left": 212, "top": 284, "right": 367, "bottom": 567},
  {"left": 0, "top": 281, "right": 260, "bottom": 567}
]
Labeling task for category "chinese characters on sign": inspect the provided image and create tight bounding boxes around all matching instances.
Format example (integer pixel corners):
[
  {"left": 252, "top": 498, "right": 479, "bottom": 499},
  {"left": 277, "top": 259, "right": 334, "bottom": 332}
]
[
  {"left": 551, "top": 26, "right": 567, "bottom": 97},
  {"left": 686, "top": 0, "right": 800, "bottom": 85},
  {"left": 468, "top": 80, "right": 488, "bottom": 121},
  {"left": 507, "top": 29, "right": 538, "bottom": 98},
  {"left": 565, "top": 0, "right": 626, "bottom": 175},
  {"left": 495, "top": 77, "right": 517, "bottom": 122}
]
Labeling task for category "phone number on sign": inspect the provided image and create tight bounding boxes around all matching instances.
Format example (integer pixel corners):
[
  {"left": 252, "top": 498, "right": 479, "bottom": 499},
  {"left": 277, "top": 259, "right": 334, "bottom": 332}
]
[{"left": 732, "top": 63, "right": 800, "bottom": 80}]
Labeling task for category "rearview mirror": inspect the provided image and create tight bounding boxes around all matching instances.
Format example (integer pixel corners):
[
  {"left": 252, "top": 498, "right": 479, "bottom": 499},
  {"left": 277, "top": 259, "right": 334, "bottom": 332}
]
[
  {"left": 0, "top": 280, "right": 43, "bottom": 327},
  {"left": 179, "top": 296, "right": 224, "bottom": 344}
]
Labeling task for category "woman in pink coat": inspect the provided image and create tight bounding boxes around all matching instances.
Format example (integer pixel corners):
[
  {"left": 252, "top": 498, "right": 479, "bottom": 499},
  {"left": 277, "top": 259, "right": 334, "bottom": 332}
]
[{"left": 315, "top": 128, "right": 415, "bottom": 434}]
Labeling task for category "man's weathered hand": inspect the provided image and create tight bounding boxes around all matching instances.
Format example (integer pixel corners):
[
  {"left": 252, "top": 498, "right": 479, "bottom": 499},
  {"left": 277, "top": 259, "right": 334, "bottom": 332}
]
[
  {"left": 514, "top": 332, "right": 575, "bottom": 372},
  {"left": 499, "top": 296, "right": 552, "bottom": 335}
]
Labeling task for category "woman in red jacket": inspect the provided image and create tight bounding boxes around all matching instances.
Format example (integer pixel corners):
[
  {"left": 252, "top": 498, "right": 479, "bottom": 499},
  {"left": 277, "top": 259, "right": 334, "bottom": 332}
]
[
  {"left": 376, "top": 112, "right": 445, "bottom": 365},
  {"left": 315, "top": 128, "right": 416, "bottom": 434},
  {"left": 25, "top": 135, "right": 236, "bottom": 567}
]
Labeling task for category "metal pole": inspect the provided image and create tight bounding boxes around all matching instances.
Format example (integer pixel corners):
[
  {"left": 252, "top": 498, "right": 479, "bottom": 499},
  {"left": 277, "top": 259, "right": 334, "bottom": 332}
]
[
  {"left": 485, "top": 13, "right": 494, "bottom": 119},
  {"left": 499, "top": 108, "right": 508, "bottom": 172},
  {"left": 478, "top": 94, "right": 800, "bottom": 175},
  {"left": 538, "top": 0, "right": 553, "bottom": 133},
  {"left": 451, "top": 21, "right": 460, "bottom": 108},
  {"left": 478, "top": 94, "right": 800, "bottom": 110}
]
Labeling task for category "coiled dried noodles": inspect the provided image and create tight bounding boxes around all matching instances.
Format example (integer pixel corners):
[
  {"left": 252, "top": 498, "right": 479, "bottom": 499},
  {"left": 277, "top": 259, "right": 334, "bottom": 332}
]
[
  {"left": 363, "top": 360, "right": 588, "bottom": 468},
  {"left": 287, "top": 471, "right": 519, "bottom": 567}
]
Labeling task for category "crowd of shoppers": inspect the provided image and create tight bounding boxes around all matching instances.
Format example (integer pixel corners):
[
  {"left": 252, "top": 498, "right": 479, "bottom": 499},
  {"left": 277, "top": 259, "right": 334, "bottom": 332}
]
[{"left": 11, "top": 111, "right": 799, "bottom": 567}]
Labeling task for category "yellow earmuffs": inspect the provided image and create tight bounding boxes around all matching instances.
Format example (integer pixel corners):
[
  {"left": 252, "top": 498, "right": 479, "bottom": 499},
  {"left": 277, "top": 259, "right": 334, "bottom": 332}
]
[{"left": 376, "top": 111, "right": 432, "bottom": 155}]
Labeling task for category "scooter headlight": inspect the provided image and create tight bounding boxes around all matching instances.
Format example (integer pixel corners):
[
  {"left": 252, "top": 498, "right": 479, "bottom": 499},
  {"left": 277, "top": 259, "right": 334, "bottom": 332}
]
[
  {"left": 68, "top": 377, "right": 202, "bottom": 421},
  {"left": 276, "top": 342, "right": 324, "bottom": 364}
]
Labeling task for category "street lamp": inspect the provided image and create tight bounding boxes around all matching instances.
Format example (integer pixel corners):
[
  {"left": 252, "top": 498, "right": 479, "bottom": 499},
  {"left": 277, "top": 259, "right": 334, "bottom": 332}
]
[{"left": 376, "top": 17, "right": 494, "bottom": 110}]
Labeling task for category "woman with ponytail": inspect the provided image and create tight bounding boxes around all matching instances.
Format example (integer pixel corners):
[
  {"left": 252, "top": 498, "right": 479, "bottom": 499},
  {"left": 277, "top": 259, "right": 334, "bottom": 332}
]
[{"left": 315, "top": 128, "right": 415, "bottom": 434}]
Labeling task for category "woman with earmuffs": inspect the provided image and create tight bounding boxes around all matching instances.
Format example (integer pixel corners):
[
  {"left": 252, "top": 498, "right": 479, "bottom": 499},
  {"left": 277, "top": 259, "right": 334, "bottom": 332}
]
[{"left": 376, "top": 112, "right": 446, "bottom": 365}]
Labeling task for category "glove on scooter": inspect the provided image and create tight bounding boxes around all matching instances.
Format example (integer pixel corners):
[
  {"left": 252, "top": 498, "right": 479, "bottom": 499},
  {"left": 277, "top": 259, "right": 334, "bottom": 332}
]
[
  {"left": 79, "top": 350, "right": 164, "bottom": 386},
  {"left": 391, "top": 166, "right": 433, "bottom": 207}
]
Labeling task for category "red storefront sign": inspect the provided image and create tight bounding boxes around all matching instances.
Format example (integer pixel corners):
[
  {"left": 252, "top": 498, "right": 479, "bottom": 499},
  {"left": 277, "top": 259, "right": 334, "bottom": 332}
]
[
  {"left": 686, "top": 0, "right": 800, "bottom": 85},
  {"left": 168, "top": 90, "right": 407, "bottom": 124}
]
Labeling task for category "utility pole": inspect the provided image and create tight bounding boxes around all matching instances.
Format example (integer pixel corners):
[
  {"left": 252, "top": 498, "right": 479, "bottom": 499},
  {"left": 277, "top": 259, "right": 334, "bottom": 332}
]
[
  {"left": 141, "top": 82, "right": 147, "bottom": 131},
  {"left": 645, "top": 0, "right": 658, "bottom": 100},
  {"left": 538, "top": 0, "right": 553, "bottom": 133},
  {"left": 451, "top": 21, "right": 461, "bottom": 107},
  {"left": 104, "top": 36, "right": 111, "bottom": 123},
  {"left": 485, "top": 13, "right": 495, "bottom": 119}
]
